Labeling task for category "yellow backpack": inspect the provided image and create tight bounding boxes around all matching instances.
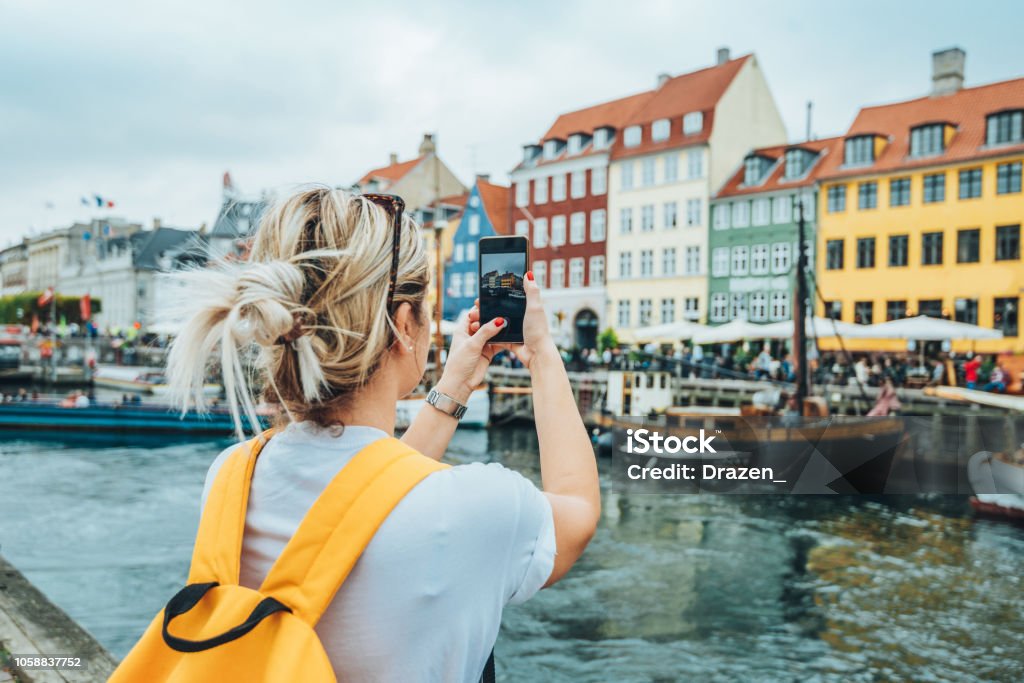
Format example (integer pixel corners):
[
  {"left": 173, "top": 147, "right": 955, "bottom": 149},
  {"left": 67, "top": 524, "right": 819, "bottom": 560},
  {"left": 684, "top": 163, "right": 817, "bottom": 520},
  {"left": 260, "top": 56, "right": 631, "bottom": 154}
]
[{"left": 110, "top": 430, "right": 449, "bottom": 682}]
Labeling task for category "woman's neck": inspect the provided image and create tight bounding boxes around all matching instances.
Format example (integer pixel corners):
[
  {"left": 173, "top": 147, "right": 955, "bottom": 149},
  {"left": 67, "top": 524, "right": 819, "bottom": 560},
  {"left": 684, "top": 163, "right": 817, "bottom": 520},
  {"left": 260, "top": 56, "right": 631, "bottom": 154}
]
[{"left": 321, "top": 376, "right": 398, "bottom": 435}]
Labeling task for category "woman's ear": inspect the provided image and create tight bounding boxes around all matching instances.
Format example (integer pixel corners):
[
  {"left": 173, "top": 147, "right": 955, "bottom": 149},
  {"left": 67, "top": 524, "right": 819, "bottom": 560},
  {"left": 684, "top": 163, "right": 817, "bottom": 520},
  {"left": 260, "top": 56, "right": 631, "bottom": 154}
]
[{"left": 393, "top": 302, "right": 418, "bottom": 352}]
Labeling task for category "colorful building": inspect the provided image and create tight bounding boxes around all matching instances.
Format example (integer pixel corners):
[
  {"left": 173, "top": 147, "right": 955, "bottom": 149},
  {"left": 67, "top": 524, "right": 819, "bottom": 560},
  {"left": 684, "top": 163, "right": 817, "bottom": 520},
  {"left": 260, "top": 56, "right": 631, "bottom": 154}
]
[
  {"left": 815, "top": 48, "right": 1024, "bottom": 352},
  {"left": 709, "top": 137, "right": 841, "bottom": 324},
  {"left": 444, "top": 177, "right": 509, "bottom": 319},
  {"left": 605, "top": 49, "right": 787, "bottom": 333}
]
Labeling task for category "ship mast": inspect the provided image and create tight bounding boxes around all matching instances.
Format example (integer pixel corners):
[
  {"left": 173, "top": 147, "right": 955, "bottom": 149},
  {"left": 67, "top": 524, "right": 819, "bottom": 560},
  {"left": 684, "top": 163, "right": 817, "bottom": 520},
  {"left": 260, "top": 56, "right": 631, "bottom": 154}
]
[{"left": 794, "top": 198, "right": 809, "bottom": 406}]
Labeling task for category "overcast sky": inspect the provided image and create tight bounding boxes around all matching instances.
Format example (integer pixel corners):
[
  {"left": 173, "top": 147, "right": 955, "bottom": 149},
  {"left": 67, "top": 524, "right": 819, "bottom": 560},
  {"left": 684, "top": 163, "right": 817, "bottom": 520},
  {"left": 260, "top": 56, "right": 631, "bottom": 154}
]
[{"left": 2, "top": 0, "right": 1022, "bottom": 245}]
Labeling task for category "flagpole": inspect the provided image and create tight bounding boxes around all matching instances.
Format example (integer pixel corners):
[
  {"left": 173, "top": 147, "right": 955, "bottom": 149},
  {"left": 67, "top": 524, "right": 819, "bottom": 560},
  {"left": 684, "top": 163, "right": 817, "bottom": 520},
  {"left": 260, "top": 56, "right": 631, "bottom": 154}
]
[{"left": 50, "top": 287, "right": 57, "bottom": 384}]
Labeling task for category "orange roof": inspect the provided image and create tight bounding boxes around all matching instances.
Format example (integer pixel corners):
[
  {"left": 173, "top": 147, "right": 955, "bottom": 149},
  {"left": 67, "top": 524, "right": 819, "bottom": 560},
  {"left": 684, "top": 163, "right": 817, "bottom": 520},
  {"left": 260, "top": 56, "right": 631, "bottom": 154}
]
[
  {"left": 439, "top": 192, "right": 469, "bottom": 208},
  {"left": 818, "top": 77, "right": 1024, "bottom": 180},
  {"left": 542, "top": 90, "right": 656, "bottom": 142},
  {"left": 356, "top": 155, "right": 423, "bottom": 186},
  {"left": 611, "top": 56, "right": 750, "bottom": 159},
  {"left": 476, "top": 180, "right": 510, "bottom": 235},
  {"left": 716, "top": 136, "right": 844, "bottom": 198}
]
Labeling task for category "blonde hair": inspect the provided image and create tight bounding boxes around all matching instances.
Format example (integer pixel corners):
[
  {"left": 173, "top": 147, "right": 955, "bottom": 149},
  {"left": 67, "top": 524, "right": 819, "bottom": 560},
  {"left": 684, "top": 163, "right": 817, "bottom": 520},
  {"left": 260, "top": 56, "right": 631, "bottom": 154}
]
[{"left": 165, "top": 186, "right": 429, "bottom": 435}]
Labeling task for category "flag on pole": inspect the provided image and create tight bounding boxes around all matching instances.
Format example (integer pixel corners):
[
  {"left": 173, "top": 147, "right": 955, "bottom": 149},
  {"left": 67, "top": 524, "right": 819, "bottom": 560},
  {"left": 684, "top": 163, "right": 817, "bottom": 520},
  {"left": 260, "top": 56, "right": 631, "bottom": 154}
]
[
  {"left": 81, "top": 197, "right": 90, "bottom": 206},
  {"left": 37, "top": 287, "right": 54, "bottom": 307},
  {"left": 80, "top": 294, "right": 91, "bottom": 322}
]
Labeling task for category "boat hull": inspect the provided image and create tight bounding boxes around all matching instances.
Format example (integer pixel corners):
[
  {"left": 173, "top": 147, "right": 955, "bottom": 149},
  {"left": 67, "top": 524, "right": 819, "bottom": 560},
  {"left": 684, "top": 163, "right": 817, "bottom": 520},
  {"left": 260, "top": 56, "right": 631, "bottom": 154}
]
[{"left": 0, "top": 402, "right": 265, "bottom": 436}]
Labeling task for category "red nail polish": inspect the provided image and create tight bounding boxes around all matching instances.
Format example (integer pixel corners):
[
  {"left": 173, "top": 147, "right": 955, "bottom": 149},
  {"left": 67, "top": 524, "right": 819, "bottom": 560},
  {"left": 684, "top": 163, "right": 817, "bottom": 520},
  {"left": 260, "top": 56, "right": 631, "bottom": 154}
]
[
  {"left": 525, "top": 271, "right": 534, "bottom": 281},
  {"left": 495, "top": 317, "right": 505, "bottom": 327}
]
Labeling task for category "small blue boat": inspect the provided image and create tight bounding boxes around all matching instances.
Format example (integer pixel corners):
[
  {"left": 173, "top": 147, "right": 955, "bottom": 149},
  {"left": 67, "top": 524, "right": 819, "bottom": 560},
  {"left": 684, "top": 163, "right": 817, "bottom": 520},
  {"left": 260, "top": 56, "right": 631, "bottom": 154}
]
[{"left": 0, "top": 401, "right": 268, "bottom": 436}]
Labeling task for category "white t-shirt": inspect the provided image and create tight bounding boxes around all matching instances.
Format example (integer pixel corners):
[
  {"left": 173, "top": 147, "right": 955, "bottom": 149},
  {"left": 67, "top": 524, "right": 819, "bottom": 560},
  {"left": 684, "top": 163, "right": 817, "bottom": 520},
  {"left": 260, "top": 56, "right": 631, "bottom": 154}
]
[{"left": 201, "top": 422, "right": 556, "bottom": 682}]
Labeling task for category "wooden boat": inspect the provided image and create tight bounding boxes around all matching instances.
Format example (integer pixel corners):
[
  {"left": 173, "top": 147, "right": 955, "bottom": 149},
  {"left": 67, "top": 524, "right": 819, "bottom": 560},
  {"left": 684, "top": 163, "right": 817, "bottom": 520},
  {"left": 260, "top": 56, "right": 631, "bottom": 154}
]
[
  {"left": 968, "top": 449, "right": 1024, "bottom": 519},
  {"left": 93, "top": 365, "right": 221, "bottom": 397}
]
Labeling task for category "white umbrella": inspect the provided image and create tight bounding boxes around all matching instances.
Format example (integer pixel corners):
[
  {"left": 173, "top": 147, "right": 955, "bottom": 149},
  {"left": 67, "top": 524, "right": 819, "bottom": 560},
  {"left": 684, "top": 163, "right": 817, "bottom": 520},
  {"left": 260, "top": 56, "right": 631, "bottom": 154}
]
[
  {"left": 632, "top": 320, "right": 707, "bottom": 341},
  {"left": 691, "top": 318, "right": 772, "bottom": 344},
  {"left": 758, "top": 316, "right": 875, "bottom": 340},
  {"left": 862, "top": 315, "right": 1003, "bottom": 341}
]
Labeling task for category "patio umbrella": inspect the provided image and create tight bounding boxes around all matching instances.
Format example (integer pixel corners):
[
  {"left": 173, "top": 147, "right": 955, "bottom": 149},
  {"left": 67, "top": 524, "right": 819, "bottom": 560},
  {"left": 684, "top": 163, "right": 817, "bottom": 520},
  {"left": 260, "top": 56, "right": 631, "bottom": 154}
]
[
  {"left": 632, "top": 320, "right": 707, "bottom": 342},
  {"left": 758, "top": 316, "right": 875, "bottom": 340},
  {"left": 861, "top": 315, "right": 1003, "bottom": 341},
  {"left": 691, "top": 318, "right": 772, "bottom": 344}
]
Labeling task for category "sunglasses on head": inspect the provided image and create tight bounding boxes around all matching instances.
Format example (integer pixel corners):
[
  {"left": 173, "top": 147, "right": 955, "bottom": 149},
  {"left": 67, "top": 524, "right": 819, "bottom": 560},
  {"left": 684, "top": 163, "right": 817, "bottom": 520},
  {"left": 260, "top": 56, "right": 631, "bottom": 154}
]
[{"left": 361, "top": 193, "right": 405, "bottom": 313}]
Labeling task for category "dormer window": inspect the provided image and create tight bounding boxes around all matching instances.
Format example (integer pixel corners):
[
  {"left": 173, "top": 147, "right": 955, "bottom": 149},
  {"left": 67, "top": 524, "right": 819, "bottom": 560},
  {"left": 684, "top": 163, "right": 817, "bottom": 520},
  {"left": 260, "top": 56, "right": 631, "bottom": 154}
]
[
  {"left": 593, "top": 127, "right": 613, "bottom": 149},
  {"left": 652, "top": 119, "right": 670, "bottom": 142},
  {"left": 910, "top": 124, "right": 946, "bottom": 157},
  {"left": 543, "top": 139, "right": 565, "bottom": 160},
  {"left": 844, "top": 135, "right": 875, "bottom": 166},
  {"left": 568, "top": 134, "right": 582, "bottom": 155},
  {"left": 783, "top": 148, "right": 814, "bottom": 179},
  {"left": 987, "top": 110, "right": 1024, "bottom": 146},
  {"left": 624, "top": 126, "right": 642, "bottom": 147},
  {"left": 744, "top": 155, "right": 773, "bottom": 186},
  {"left": 682, "top": 112, "right": 703, "bottom": 136},
  {"left": 522, "top": 144, "right": 541, "bottom": 164}
]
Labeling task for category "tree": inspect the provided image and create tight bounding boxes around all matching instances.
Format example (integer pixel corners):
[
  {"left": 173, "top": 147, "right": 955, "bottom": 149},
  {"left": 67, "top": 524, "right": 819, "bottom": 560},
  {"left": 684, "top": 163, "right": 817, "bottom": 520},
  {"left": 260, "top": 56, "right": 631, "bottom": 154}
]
[
  {"left": 597, "top": 328, "right": 619, "bottom": 354},
  {"left": 0, "top": 293, "right": 102, "bottom": 325}
]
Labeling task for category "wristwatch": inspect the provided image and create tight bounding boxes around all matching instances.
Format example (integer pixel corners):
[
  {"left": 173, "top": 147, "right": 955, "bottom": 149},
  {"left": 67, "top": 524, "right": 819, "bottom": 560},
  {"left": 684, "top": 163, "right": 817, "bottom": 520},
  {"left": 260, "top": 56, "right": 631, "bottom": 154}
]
[{"left": 426, "top": 389, "right": 468, "bottom": 421}]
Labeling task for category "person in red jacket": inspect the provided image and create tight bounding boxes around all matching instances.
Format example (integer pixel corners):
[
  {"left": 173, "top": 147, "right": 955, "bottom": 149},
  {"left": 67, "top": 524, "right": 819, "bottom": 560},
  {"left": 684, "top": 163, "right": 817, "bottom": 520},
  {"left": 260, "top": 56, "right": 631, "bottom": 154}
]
[{"left": 964, "top": 355, "right": 982, "bottom": 389}]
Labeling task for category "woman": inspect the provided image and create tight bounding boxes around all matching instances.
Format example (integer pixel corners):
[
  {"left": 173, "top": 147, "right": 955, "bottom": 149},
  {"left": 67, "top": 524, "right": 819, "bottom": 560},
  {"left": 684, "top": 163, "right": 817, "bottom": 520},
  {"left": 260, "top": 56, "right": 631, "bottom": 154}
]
[{"left": 165, "top": 187, "right": 600, "bottom": 681}]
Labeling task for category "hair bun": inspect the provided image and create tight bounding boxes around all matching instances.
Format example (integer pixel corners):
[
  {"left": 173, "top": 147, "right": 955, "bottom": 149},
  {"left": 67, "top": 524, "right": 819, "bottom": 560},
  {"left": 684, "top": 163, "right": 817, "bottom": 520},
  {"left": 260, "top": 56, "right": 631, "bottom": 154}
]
[{"left": 229, "top": 261, "right": 306, "bottom": 348}]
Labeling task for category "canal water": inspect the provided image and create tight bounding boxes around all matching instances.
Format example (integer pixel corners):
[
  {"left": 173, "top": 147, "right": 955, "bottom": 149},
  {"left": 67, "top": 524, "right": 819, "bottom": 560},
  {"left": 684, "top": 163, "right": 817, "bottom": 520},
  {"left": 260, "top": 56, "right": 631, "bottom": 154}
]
[{"left": 1, "top": 426, "right": 1022, "bottom": 682}]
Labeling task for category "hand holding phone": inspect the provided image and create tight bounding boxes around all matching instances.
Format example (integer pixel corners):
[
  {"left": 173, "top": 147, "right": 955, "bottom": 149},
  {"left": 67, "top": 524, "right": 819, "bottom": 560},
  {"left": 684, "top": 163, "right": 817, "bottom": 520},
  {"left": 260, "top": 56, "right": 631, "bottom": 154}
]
[{"left": 477, "top": 236, "right": 529, "bottom": 344}]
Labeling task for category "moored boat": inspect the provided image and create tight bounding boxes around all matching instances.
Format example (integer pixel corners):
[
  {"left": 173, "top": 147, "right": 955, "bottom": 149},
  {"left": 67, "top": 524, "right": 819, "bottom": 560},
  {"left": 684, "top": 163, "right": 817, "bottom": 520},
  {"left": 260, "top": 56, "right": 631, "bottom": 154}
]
[{"left": 93, "top": 365, "right": 221, "bottom": 396}]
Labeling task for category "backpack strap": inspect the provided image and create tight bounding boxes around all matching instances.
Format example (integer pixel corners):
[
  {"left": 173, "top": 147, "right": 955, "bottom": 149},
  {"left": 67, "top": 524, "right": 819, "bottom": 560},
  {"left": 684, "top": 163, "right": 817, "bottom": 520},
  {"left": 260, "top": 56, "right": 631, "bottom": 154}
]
[
  {"left": 258, "top": 437, "right": 449, "bottom": 626},
  {"left": 188, "top": 429, "right": 277, "bottom": 585}
]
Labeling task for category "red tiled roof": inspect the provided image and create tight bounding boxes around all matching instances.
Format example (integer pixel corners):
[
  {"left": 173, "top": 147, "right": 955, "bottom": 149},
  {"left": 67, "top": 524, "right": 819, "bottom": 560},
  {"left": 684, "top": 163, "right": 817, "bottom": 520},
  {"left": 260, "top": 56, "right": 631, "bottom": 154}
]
[
  {"left": 818, "top": 77, "right": 1024, "bottom": 180},
  {"left": 476, "top": 180, "right": 511, "bottom": 235},
  {"left": 356, "top": 155, "right": 424, "bottom": 186},
  {"left": 439, "top": 192, "right": 469, "bottom": 208},
  {"left": 716, "top": 136, "right": 844, "bottom": 198},
  {"left": 542, "top": 91, "right": 656, "bottom": 142},
  {"left": 611, "top": 55, "right": 751, "bottom": 160}
]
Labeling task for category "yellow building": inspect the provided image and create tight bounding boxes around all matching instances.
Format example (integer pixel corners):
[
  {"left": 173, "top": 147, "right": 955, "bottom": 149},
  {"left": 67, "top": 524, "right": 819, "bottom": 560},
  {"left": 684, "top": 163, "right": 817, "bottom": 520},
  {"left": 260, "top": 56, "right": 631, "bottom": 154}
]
[{"left": 815, "top": 49, "right": 1024, "bottom": 353}]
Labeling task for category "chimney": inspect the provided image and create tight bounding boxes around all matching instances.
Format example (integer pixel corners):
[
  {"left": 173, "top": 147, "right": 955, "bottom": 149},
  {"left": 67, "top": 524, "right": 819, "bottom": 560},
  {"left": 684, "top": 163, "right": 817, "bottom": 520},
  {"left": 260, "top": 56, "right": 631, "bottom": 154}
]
[
  {"left": 931, "top": 47, "right": 965, "bottom": 96},
  {"left": 389, "top": 152, "right": 398, "bottom": 165},
  {"left": 476, "top": 173, "right": 490, "bottom": 183},
  {"left": 153, "top": 217, "right": 162, "bottom": 230},
  {"left": 418, "top": 133, "right": 436, "bottom": 155},
  {"left": 656, "top": 72, "right": 671, "bottom": 88},
  {"left": 716, "top": 47, "right": 731, "bottom": 65}
]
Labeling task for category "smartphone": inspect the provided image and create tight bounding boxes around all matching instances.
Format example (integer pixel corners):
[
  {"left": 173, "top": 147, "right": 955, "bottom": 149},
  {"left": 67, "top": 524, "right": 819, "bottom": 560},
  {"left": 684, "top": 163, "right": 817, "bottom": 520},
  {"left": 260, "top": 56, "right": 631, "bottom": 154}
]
[{"left": 478, "top": 235, "right": 529, "bottom": 344}]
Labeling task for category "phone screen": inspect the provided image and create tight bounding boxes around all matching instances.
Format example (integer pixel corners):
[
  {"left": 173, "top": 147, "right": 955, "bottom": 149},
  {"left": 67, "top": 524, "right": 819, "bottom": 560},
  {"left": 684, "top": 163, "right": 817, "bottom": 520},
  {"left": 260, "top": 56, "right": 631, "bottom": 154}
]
[{"left": 478, "top": 236, "right": 528, "bottom": 344}]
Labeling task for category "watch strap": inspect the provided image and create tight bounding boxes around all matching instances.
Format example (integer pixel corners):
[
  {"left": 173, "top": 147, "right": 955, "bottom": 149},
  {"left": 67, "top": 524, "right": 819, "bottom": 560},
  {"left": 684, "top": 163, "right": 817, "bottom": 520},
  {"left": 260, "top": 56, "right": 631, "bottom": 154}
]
[{"left": 426, "top": 389, "right": 468, "bottom": 420}]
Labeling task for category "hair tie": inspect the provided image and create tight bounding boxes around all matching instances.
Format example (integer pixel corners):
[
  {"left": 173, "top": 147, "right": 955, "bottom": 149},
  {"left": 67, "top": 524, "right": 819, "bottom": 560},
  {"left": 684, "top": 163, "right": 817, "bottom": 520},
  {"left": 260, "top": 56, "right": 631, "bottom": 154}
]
[{"left": 275, "top": 312, "right": 310, "bottom": 345}]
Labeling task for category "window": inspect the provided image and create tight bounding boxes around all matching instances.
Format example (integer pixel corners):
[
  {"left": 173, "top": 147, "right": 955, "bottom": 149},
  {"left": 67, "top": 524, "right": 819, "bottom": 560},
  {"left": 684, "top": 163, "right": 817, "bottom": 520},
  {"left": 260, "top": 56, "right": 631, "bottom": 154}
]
[
  {"left": 569, "top": 212, "right": 586, "bottom": 244},
  {"left": 550, "top": 259, "right": 565, "bottom": 289},
  {"left": 730, "top": 293, "right": 747, "bottom": 320},
  {"left": 890, "top": 177, "right": 911, "bottom": 206},
  {"left": 687, "top": 149, "right": 703, "bottom": 179},
  {"left": 567, "top": 134, "right": 583, "bottom": 155},
  {"left": 685, "top": 246, "right": 701, "bottom": 275},
  {"left": 641, "top": 205, "right": 654, "bottom": 232},
  {"left": 664, "top": 154, "right": 678, "bottom": 182},
  {"left": 683, "top": 112, "right": 703, "bottom": 135},
  {"left": 827, "top": 184, "right": 846, "bottom": 212},
  {"left": 640, "top": 249, "right": 653, "bottom": 276},
  {"left": 569, "top": 258, "right": 584, "bottom": 288},
  {"left": 543, "top": 140, "right": 561, "bottom": 159},
  {"left": 533, "top": 261, "right": 546, "bottom": 288},
  {"left": 591, "top": 167, "right": 607, "bottom": 195},
  {"left": 784, "top": 148, "right": 813, "bottom": 178},
  {"left": 590, "top": 210, "right": 606, "bottom": 241},
  {"left": 957, "top": 228, "right": 980, "bottom": 263},
  {"left": 711, "top": 247, "right": 730, "bottom": 276},
  {"left": 994, "top": 297, "right": 1019, "bottom": 336},
  {"left": 454, "top": 243, "right": 464, "bottom": 262},
  {"left": 959, "top": 168, "right": 982, "bottom": 199},
  {"left": 662, "top": 247, "right": 676, "bottom": 276},
  {"left": 744, "top": 156, "right": 772, "bottom": 185},
  {"left": 593, "top": 128, "right": 611, "bottom": 149},
  {"left": 641, "top": 158, "right": 656, "bottom": 186},
  {"left": 620, "top": 208, "right": 633, "bottom": 234},
  {"left": 638, "top": 299, "right": 653, "bottom": 326},
  {"left": 652, "top": 118, "right": 670, "bottom": 141},
  {"left": 918, "top": 299, "right": 943, "bottom": 319},
  {"left": 534, "top": 217, "right": 548, "bottom": 248},
  {"left": 624, "top": 126, "right": 642, "bottom": 147},
  {"left": 996, "top": 224, "right": 1021, "bottom": 261},
  {"left": 752, "top": 198, "right": 770, "bottom": 226},
  {"left": 749, "top": 292, "right": 768, "bottom": 321},
  {"left": 889, "top": 234, "right": 909, "bottom": 267},
  {"left": 552, "top": 174, "right": 567, "bottom": 201},
  {"left": 619, "top": 251, "right": 633, "bottom": 277},
  {"left": 448, "top": 273, "right": 462, "bottom": 297},
  {"left": 515, "top": 219, "right": 528, "bottom": 236},
  {"left": 986, "top": 110, "right": 1024, "bottom": 146},
  {"left": 855, "top": 237, "right": 875, "bottom": 268},
  {"left": 773, "top": 196, "right": 792, "bottom": 223},
  {"left": 710, "top": 293, "right": 728, "bottom": 322},
  {"left": 922, "top": 231, "right": 943, "bottom": 265},
  {"left": 621, "top": 163, "right": 634, "bottom": 190},
  {"left": 771, "top": 242, "right": 791, "bottom": 273},
  {"left": 769, "top": 291, "right": 790, "bottom": 321},
  {"left": 751, "top": 244, "right": 770, "bottom": 274},
  {"left": 466, "top": 242, "right": 476, "bottom": 261},
  {"left": 683, "top": 297, "right": 699, "bottom": 320},
  {"left": 887, "top": 300, "right": 908, "bottom": 321},
  {"left": 822, "top": 301, "right": 841, "bottom": 320},
  {"left": 731, "top": 201, "right": 750, "bottom": 228},
  {"left": 923, "top": 173, "right": 946, "bottom": 203},
  {"left": 617, "top": 300, "right": 631, "bottom": 327},
  {"left": 854, "top": 301, "right": 873, "bottom": 324},
  {"left": 686, "top": 198, "right": 702, "bottom": 226},
  {"left": 910, "top": 124, "right": 945, "bottom": 157},
  {"left": 589, "top": 256, "right": 604, "bottom": 285},
  {"left": 534, "top": 177, "right": 548, "bottom": 204},
  {"left": 955, "top": 298, "right": 978, "bottom": 325},
  {"left": 663, "top": 201, "right": 678, "bottom": 229},
  {"left": 468, "top": 214, "right": 480, "bottom": 235},
  {"left": 844, "top": 135, "right": 874, "bottom": 166},
  {"left": 826, "top": 239, "right": 844, "bottom": 270},
  {"left": 997, "top": 162, "right": 1022, "bottom": 194},
  {"left": 515, "top": 182, "right": 529, "bottom": 207},
  {"left": 464, "top": 273, "right": 476, "bottom": 297},
  {"left": 551, "top": 215, "right": 566, "bottom": 246},
  {"left": 571, "top": 171, "right": 586, "bottom": 198},
  {"left": 713, "top": 205, "right": 730, "bottom": 230},
  {"left": 858, "top": 182, "right": 878, "bottom": 210},
  {"left": 659, "top": 298, "right": 675, "bottom": 324},
  {"left": 731, "top": 246, "right": 749, "bottom": 275}
]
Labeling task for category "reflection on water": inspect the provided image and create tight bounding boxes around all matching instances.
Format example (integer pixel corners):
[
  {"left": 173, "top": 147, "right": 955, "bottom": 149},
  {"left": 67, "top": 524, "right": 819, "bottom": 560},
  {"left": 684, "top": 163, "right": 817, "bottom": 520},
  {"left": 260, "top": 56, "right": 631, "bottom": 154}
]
[{"left": 1, "top": 427, "right": 1022, "bottom": 682}]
